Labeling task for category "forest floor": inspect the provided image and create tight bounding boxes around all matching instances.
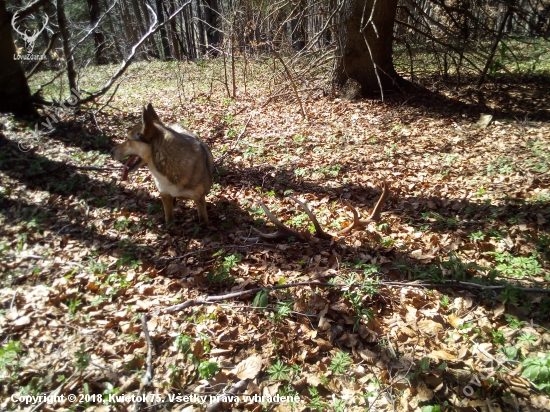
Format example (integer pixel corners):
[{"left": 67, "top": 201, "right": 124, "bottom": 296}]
[{"left": 1, "top": 61, "right": 550, "bottom": 411}]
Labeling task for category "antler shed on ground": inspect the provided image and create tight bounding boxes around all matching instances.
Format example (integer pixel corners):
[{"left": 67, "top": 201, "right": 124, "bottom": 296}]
[{"left": 244, "top": 181, "right": 389, "bottom": 242}]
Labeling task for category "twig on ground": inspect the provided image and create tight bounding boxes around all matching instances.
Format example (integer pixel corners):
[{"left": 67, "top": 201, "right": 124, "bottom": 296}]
[
  {"left": 27, "top": 163, "right": 120, "bottom": 177},
  {"left": 163, "top": 280, "right": 550, "bottom": 314},
  {"left": 205, "top": 380, "right": 248, "bottom": 412},
  {"left": 24, "top": 254, "right": 85, "bottom": 268},
  {"left": 134, "top": 315, "right": 154, "bottom": 412},
  {"left": 215, "top": 113, "right": 253, "bottom": 166}
]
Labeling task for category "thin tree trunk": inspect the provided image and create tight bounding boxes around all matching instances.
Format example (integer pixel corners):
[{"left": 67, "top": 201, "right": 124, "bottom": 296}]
[
  {"left": 168, "top": 0, "right": 181, "bottom": 59},
  {"left": 203, "top": 0, "right": 219, "bottom": 55},
  {"left": 130, "top": 0, "right": 147, "bottom": 56},
  {"left": 138, "top": 0, "right": 159, "bottom": 58},
  {"left": 120, "top": 0, "right": 137, "bottom": 46},
  {"left": 105, "top": 6, "right": 124, "bottom": 60},
  {"left": 57, "top": 0, "right": 78, "bottom": 93},
  {"left": 156, "top": 0, "right": 172, "bottom": 59},
  {"left": 86, "top": 0, "right": 107, "bottom": 64},
  {"left": 195, "top": 0, "right": 206, "bottom": 55},
  {"left": 476, "top": 6, "right": 512, "bottom": 89}
]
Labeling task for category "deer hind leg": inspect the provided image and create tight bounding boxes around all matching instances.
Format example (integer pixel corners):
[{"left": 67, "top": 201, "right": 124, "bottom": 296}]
[
  {"left": 160, "top": 193, "right": 175, "bottom": 223},
  {"left": 195, "top": 195, "right": 208, "bottom": 224}
]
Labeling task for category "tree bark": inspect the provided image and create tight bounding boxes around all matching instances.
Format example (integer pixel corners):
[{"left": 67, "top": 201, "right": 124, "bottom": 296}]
[
  {"left": 0, "top": 0, "right": 37, "bottom": 115},
  {"left": 202, "top": 0, "right": 219, "bottom": 54},
  {"left": 56, "top": 0, "right": 78, "bottom": 93},
  {"left": 156, "top": 0, "right": 172, "bottom": 59},
  {"left": 195, "top": 0, "right": 206, "bottom": 55},
  {"left": 167, "top": 0, "right": 181, "bottom": 59},
  {"left": 334, "top": 0, "right": 401, "bottom": 97},
  {"left": 138, "top": 0, "right": 159, "bottom": 58},
  {"left": 87, "top": 0, "right": 107, "bottom": 64}
]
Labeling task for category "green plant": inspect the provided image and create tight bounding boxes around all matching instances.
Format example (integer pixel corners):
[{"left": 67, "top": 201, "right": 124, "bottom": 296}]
[
  {"left": 521, "top": 353, "right": 550, "bottom": 392},
  {"left": 102, "top": 382, "right": 120, "bottom": 404},
  {"left": 294, "top": 167, "right": 310, "bottom": 178},
  {"left": 499, "top": 286, "right": 519, "bottom": 307},
  {"left": 175, "top": 334, "right": 193, "bottom": 354},
  {"left": 315, "top": 164, "right": 343, "bottom": 178},
  {"left": 421, "top": 404, "right": 449, "bottom": 412},
  {"left": 66, "top": 298, "right": 82, "bottom": 318},
  {"left": 0, "top": 341, "right": 21, "bottom": 372},
  {"left": 468, "top": 231, "right": 485, "bottom": 242},
  {"left": 268, "top": 359, "right": 291, "bottom": 381},
  {"left": 440, "top": 295, "right": 449, "bottom": 308},
  {"left": 490, "top": 329, "right": 506, "bottom": 346},
  {"left": 271, "top": 301, "right": 293, "bottom": 322},
  {"left": 74, "top": 344, "right": 90, "bottom": 371},
  {"left": 517, "top": 333, "right": 537, "bottom": 345},
  {"left": 198, "top": 361, "right": 219, "bottom": 379},
  {"left": 486, "top": 252, "right": 541, "bottom": 278},
  {"left": 114, "top": 216, "right": 131, "bottom": 231},
  {"left": 147, "top": 203, "right": 161, "bottom": 215},
  {"left": 207, "top": 253, "right": 241, "bottom": 284},
  {"left": 500, "top": 346, "right": 519, "bottom": 360},
  {"left": 252, "top": 290, "right": 269, "bottom": 310},
  {"left": 487, "top": 158, "right": 514, "bottom": 174},
  {"left": 332, "top": 398, "right": 346, "bottom": 412},
  {"left": 330, "top": 352, "right": 352, "bottom": 374},
  {"left": 376, "top": 223, "right": 389, "bottom": 232},
  {"left": 505, "top": 314, "right": 525, "bottom": 330},
  {"left": 307, "top": 387, "right": 329, "bottom": 411}
]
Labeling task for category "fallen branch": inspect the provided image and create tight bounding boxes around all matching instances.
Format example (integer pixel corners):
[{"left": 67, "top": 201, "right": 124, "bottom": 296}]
[
  {"left": 215, "top": 113, "right": 253, "bottom": 166},
  {"left": 27, "top": 164, "right": 121, "bottom": 177},
  {"left": 205, "top": 380, "right": 248, "bottom": 412},
  {"left": 24, "top": 254, "right": 85, "bottom": 268},
  {"left": 163, "top": 279, "right": 550, "bottom": 314},
  {"left": 134, "top": 315, "right": 154, "bottom": 412},
  {"left": 270, "top": 45, "right": 307, "bottom": 119},
  {"left": 163, "top": 281, "right": 339, "bottom": 314}
]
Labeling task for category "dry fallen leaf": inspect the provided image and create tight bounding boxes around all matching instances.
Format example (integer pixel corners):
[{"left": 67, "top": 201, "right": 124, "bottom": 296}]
[{"left": 230, "top": 355, "right": 263, "bottom": 380}]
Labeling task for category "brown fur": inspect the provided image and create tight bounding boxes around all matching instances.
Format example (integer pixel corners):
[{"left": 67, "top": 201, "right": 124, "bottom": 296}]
[{"left": 112, "top": 104, "right": 214, "bottom": 224}]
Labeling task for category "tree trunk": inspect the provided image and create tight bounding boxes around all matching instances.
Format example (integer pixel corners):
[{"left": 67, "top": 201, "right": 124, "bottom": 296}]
[
  {"left": 156, "top": 0, "right": 172, "bottom": 60},
  {"left": 87, "top": 0, "right": 107, "bottom": 64},
  {"left": 195, "top": 0, "right": 206, "bottom": 55},
  {"left": 334, "top": 0, "right": 401, "bottom": 97},
  {"left": 203, "top": 0, "right": 219, "bottom": 54},
  {"left": 120, "top": 0, "right": 137, "bottom": 47},
  {"left": 167, "top": 0, "right": 181, "bottom": 59},
  {"left": 0, "top": 0, "right": 36, "bottom": 115},
  {"left": 57, "top": 0, "right": 78, "bottom": 94},
  {"left": 138, "top": 0, "right": 159, "bottom": 58}
]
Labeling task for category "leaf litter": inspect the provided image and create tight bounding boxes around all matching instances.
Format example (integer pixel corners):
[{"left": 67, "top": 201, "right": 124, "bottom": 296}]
[{"left": 1, "top": 64, "right": 550, "bottom": 411}]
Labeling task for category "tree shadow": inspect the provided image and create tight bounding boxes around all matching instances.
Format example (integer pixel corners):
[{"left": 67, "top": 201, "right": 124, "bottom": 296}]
[{"left": 393, "top": 74, "right": 550, "bottom": 122}]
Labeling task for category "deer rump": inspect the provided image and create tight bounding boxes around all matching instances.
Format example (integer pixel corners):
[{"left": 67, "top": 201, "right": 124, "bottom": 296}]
[{"left": 245, "top": 181, "right": 389, "bottom": 242}]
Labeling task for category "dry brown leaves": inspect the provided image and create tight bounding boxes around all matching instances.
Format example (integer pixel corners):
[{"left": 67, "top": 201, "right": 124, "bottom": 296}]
[{"left": 1, "top": 69, "right": 549, "bottom": 411}]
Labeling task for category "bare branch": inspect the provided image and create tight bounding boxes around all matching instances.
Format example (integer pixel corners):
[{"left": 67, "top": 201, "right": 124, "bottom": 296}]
[{"left": 34, "top": 0, "right": 192, "bottom": 107}]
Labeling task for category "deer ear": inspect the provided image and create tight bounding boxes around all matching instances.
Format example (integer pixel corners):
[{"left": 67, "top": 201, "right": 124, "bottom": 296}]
[
  {"left": 141, "top": 104, "right": 160, "bottom": 140},
  {"left": 144, "top": 104, "right": 160, "bottom": 122}
]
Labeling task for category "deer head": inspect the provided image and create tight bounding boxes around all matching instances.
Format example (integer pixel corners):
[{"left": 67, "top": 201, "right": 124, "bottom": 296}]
[{"left": 12, "top": 11, "right": 49, "bottom": 54}]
